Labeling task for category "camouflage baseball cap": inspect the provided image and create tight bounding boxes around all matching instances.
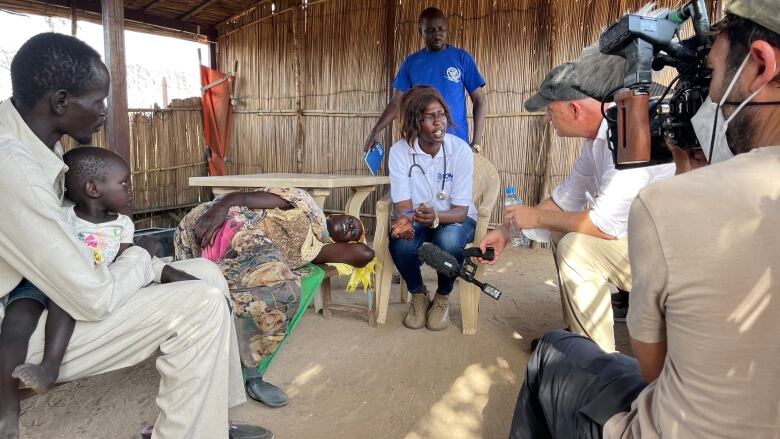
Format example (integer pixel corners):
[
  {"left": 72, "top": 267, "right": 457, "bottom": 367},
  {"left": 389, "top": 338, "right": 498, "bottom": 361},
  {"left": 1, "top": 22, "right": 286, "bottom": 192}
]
[
  {"left": 524, "top": 63, "right": 588, "bottom": 112},
  {"left": 726, "top": 0, "right": 780, "bottom": 35}
]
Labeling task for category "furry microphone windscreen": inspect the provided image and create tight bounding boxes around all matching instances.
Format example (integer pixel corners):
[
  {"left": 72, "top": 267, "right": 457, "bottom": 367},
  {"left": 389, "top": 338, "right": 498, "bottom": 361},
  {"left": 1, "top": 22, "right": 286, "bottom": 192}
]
[
  {"left": 418, "top": 242, "right": 461, "bottom": 278},
  {"left": 570, "top": 43, "right": 628, "bottom": 100},
  {"left": 571, "top": 2, "right": 670, "bottom": 101}
]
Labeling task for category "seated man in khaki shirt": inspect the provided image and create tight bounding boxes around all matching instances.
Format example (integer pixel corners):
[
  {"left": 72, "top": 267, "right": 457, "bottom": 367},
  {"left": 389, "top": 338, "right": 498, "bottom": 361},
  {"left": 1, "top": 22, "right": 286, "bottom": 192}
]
[
  {"left": 0, "top": 33, "right": 270, "bottom": 438},
  {"left": 508, "top": 2, "right": 780, "bottom": 438}
]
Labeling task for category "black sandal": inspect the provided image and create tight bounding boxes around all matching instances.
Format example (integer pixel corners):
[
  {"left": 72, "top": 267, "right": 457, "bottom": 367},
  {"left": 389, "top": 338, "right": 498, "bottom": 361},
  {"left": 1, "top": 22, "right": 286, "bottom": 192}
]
[
  {"left": 245, "top": 377, "right": 288, "bottom": 408},
  {"left": 229, "top": 423, "right": 274, "bottom": 439},
  {"left": 243, "top": 365, "right": 288, "bottom": 408},
  {"left": 141, "top": 422, "right": 274, "bottom": 439}
]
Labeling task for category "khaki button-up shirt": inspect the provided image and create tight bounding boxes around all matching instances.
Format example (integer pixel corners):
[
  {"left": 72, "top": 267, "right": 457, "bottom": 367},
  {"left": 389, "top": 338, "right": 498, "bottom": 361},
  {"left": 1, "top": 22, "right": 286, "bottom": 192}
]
[{"left": 0, "top": 99, "right": 155, "bottom": 321}]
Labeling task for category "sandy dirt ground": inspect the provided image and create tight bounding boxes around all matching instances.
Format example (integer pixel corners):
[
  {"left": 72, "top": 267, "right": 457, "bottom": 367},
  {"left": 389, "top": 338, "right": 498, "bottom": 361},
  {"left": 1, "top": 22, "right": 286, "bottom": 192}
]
[{"left": 18, "top": 247, "right": 630, "bottom": 439}]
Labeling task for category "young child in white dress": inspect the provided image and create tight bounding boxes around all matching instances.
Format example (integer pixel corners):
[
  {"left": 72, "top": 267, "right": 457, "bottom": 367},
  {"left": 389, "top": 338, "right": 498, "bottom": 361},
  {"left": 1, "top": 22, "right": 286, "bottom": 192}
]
[{"left": 9, "top": 147, "right": 135, "bottom": 393}]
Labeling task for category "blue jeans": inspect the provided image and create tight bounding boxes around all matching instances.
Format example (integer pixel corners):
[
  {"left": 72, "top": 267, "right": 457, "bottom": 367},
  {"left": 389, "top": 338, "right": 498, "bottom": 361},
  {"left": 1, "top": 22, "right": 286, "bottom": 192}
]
[
  {"left": 389, "top": 217, "right": 476, "bottom": 295},
  {"left": 7, "top": 278, "right": 48, "bottom": 307}
]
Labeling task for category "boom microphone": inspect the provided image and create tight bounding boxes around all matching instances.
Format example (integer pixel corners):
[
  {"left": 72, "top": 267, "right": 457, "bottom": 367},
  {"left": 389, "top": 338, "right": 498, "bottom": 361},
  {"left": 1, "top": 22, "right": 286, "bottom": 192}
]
[{"left": 417, "top": 242, "right": 502, "bottom": 300}]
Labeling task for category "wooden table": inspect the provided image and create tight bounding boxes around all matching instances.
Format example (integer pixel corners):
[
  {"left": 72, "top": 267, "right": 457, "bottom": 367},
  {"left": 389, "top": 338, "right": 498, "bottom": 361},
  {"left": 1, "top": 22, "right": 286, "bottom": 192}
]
[{"left": 189, "top": 173, "right": 390, "bottom": 323}]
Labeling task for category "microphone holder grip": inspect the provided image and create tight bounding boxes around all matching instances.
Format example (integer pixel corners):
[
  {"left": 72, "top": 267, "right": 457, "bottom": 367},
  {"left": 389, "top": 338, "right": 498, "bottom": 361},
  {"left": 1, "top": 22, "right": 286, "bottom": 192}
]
[{"left": 459, "top": 258, "right": 501, "bottom": 300}]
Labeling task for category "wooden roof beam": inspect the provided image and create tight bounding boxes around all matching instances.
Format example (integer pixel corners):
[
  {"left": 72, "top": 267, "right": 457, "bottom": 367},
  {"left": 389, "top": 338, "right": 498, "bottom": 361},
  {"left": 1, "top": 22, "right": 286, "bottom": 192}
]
[
  {"left": 141, "top": 0, "right": 165, "bottom": 13},
  {"left": 22, "top": 0, "right": 218, "bottom": 41},
  {"left": 179, "top": 0, "right": 221, "bottom": 22},
  {"left": 216, "top": 0, "right": 272, "bottom": 28}
]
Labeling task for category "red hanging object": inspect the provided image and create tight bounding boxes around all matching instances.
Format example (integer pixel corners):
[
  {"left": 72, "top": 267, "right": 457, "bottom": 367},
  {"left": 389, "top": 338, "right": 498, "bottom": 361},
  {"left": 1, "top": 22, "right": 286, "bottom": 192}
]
[{"left": 199, "top": 60, "right": 237, "bottom": 176}]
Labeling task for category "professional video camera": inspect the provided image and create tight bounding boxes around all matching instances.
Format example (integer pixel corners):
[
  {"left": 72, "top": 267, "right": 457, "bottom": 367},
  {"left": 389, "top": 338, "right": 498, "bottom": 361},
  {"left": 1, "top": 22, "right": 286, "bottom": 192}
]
[{"left": 599, "top": 0, "right": 712, "bottom": 168}]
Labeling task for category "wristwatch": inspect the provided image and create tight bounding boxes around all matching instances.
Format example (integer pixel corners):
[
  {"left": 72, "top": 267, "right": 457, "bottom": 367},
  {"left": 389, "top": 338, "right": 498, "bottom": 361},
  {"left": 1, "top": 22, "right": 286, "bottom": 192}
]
[
  {"left": 471, "top": 143, "right": 482, "bottom": 154},
  {"left": 430, "top": 209, "right": 440, "bottom": 228}
]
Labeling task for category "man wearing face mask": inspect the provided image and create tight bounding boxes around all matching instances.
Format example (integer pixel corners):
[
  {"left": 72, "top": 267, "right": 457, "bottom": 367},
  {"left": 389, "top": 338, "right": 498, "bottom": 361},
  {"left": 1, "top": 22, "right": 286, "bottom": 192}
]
[{"left": 507, "top": 1, "right": 780, "bottom": 438}]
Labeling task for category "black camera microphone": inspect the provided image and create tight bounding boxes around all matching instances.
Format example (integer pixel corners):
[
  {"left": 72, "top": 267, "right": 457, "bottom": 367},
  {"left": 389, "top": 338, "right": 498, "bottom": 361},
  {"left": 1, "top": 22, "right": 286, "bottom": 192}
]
[{"left": 417, "top": 242, "right": 502, "bottom": 300}]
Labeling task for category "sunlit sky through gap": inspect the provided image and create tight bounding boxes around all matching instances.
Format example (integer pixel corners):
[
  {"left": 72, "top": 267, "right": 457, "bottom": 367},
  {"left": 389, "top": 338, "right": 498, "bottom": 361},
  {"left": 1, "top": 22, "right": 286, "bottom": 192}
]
[{"left": 0, "top": 10, "right": 210, "bottom": 108}]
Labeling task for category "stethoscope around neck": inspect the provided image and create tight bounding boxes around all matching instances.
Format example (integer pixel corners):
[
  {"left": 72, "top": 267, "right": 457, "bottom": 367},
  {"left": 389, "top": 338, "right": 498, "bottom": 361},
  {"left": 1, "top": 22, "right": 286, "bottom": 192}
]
[{"left": 408, "top": 144, "right": 447, "bottom": 201}]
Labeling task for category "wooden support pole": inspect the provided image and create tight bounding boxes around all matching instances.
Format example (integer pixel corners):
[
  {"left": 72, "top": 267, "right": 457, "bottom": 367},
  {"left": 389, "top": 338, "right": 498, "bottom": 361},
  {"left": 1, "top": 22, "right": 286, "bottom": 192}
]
[
  {"left": 161, "top": 77, "right": 168, "bottom": 108},
  {"left": 292, "top": 3, "right": 304, "bottom": 174},
  {"left": 70, "top": 2, "right": 78, "bottom": 35},
  {"left": 101, "top": 0, "right": 132, "bottom": 211},
  {"left": 383, "top": 0, "right": 396, "bottom": 104},
  {"left": 209, "top": 41, "right": 218, "bottom": 70},
  {"left": 381, "top": 0, "right": 397, "bottom": 177}
]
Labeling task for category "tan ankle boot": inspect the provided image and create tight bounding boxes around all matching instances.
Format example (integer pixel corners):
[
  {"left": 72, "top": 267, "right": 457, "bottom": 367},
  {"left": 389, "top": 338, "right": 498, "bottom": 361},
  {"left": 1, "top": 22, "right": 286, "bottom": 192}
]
[
  {"left": 426, "top": 293, "right": 451, "bottom": 331},
  {"left": 403, "top": 288, "right": 430, "bottom": 329}
]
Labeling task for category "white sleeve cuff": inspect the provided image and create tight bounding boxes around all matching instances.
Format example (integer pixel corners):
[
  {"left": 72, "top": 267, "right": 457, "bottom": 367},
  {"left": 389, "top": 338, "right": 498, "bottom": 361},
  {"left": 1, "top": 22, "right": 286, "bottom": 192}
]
[{"left": 588, "top": 209, "right": 625, "bottom": 239}]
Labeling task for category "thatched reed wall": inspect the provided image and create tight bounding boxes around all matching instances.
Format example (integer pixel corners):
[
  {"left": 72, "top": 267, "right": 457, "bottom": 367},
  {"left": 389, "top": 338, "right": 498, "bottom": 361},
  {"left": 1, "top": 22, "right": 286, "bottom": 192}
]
[
  {"left": 215, "top": 0, "right": 717, "bottom": 228},
  {"left": 129, "top": 98, "right": 210, "bottom": 228},
  {"left": 217, "top": 0, "right": 389, "bottom": 230},
  {"left": 51, "top": 0, "right": 720, "bottom": 232},
  {"left": 61, "top": 98, "right": 209, "bottom": 229}
]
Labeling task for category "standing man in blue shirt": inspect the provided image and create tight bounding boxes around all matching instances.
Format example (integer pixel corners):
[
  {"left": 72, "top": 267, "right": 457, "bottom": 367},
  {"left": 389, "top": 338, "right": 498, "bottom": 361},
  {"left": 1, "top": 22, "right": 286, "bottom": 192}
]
[{"left": 363, "top": 7, "right": 487, "bottom": 154}]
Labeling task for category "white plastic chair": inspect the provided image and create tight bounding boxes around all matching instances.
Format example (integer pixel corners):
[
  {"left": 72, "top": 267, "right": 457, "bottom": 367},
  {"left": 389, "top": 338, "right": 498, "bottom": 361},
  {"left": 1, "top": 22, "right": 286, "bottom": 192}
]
[{"left": 372, "top": 154, "right": 500, "bottom": 334}]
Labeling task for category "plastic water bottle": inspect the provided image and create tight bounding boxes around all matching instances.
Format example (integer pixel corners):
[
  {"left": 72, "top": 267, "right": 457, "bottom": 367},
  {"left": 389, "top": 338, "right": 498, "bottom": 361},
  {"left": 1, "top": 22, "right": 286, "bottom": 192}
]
[{"left": 504, "top": 186, "right": 530, "bottom": 248}]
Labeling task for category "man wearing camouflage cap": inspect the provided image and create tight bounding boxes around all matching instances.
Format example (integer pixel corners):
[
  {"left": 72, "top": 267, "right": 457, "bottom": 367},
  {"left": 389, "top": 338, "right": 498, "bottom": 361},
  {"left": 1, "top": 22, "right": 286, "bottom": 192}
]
[
  {"left": 509, "top": 1, "right": 780, "bottom": 437},
  {"left": 479, "top": 47, "right": 675, "bottom": 353}
]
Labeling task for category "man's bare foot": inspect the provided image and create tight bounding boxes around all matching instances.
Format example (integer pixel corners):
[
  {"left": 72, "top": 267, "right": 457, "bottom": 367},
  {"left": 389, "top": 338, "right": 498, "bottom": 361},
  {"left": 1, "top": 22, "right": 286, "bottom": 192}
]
[
  {"left": 11, "top": 363, "right": 58, "bottom": 394},
  {"left": 0, "top": 405, "right": 20, "bottom": 439}
]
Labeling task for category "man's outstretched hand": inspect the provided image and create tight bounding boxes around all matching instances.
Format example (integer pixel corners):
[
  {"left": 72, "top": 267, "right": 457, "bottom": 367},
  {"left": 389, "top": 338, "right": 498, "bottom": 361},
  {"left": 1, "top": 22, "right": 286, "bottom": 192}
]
[{"left": 477, "top": 228, "right": 509, "bottom": 265}]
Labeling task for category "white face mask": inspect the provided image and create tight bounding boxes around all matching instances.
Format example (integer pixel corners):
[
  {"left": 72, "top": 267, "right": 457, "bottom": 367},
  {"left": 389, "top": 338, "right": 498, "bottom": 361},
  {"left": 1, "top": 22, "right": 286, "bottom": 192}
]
[
  {"left": 691, "top": 54, "right": 775, "bottom": 164},
  {"left": 690, "top": 96, "right": 734, "bottom": 164}
]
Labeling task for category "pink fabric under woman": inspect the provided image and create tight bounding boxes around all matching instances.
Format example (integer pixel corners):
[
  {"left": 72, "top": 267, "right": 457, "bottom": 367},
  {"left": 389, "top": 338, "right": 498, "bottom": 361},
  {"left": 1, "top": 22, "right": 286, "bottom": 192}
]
[{"left": 201, "top": 219, "right": 243, "bottom": 262}]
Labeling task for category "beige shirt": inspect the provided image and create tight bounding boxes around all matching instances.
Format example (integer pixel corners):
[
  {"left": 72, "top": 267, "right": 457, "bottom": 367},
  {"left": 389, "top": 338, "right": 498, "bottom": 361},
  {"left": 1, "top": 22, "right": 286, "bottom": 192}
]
[
  {"left": 0, "top": 99, "right": 156, "bottom": 321},
  {"left": 605, "top": 146, "right": 780, "bottom": 438}
]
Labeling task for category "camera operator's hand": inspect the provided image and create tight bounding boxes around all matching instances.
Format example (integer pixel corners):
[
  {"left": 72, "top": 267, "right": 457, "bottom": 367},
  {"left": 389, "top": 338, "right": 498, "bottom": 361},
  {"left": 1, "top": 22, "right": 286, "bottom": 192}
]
[
  {"left": 478, "top": 227, "right": 509, "bottom": 265},
  {"left": 666, "top": 138, "right": 708, "bottom": 174}
]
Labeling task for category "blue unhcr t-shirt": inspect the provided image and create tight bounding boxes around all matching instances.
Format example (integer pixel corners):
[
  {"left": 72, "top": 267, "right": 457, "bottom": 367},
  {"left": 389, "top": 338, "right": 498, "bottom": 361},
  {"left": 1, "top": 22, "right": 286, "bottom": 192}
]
[{"left": 393, "top": 45, "right": 486, "bottom": 143}]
